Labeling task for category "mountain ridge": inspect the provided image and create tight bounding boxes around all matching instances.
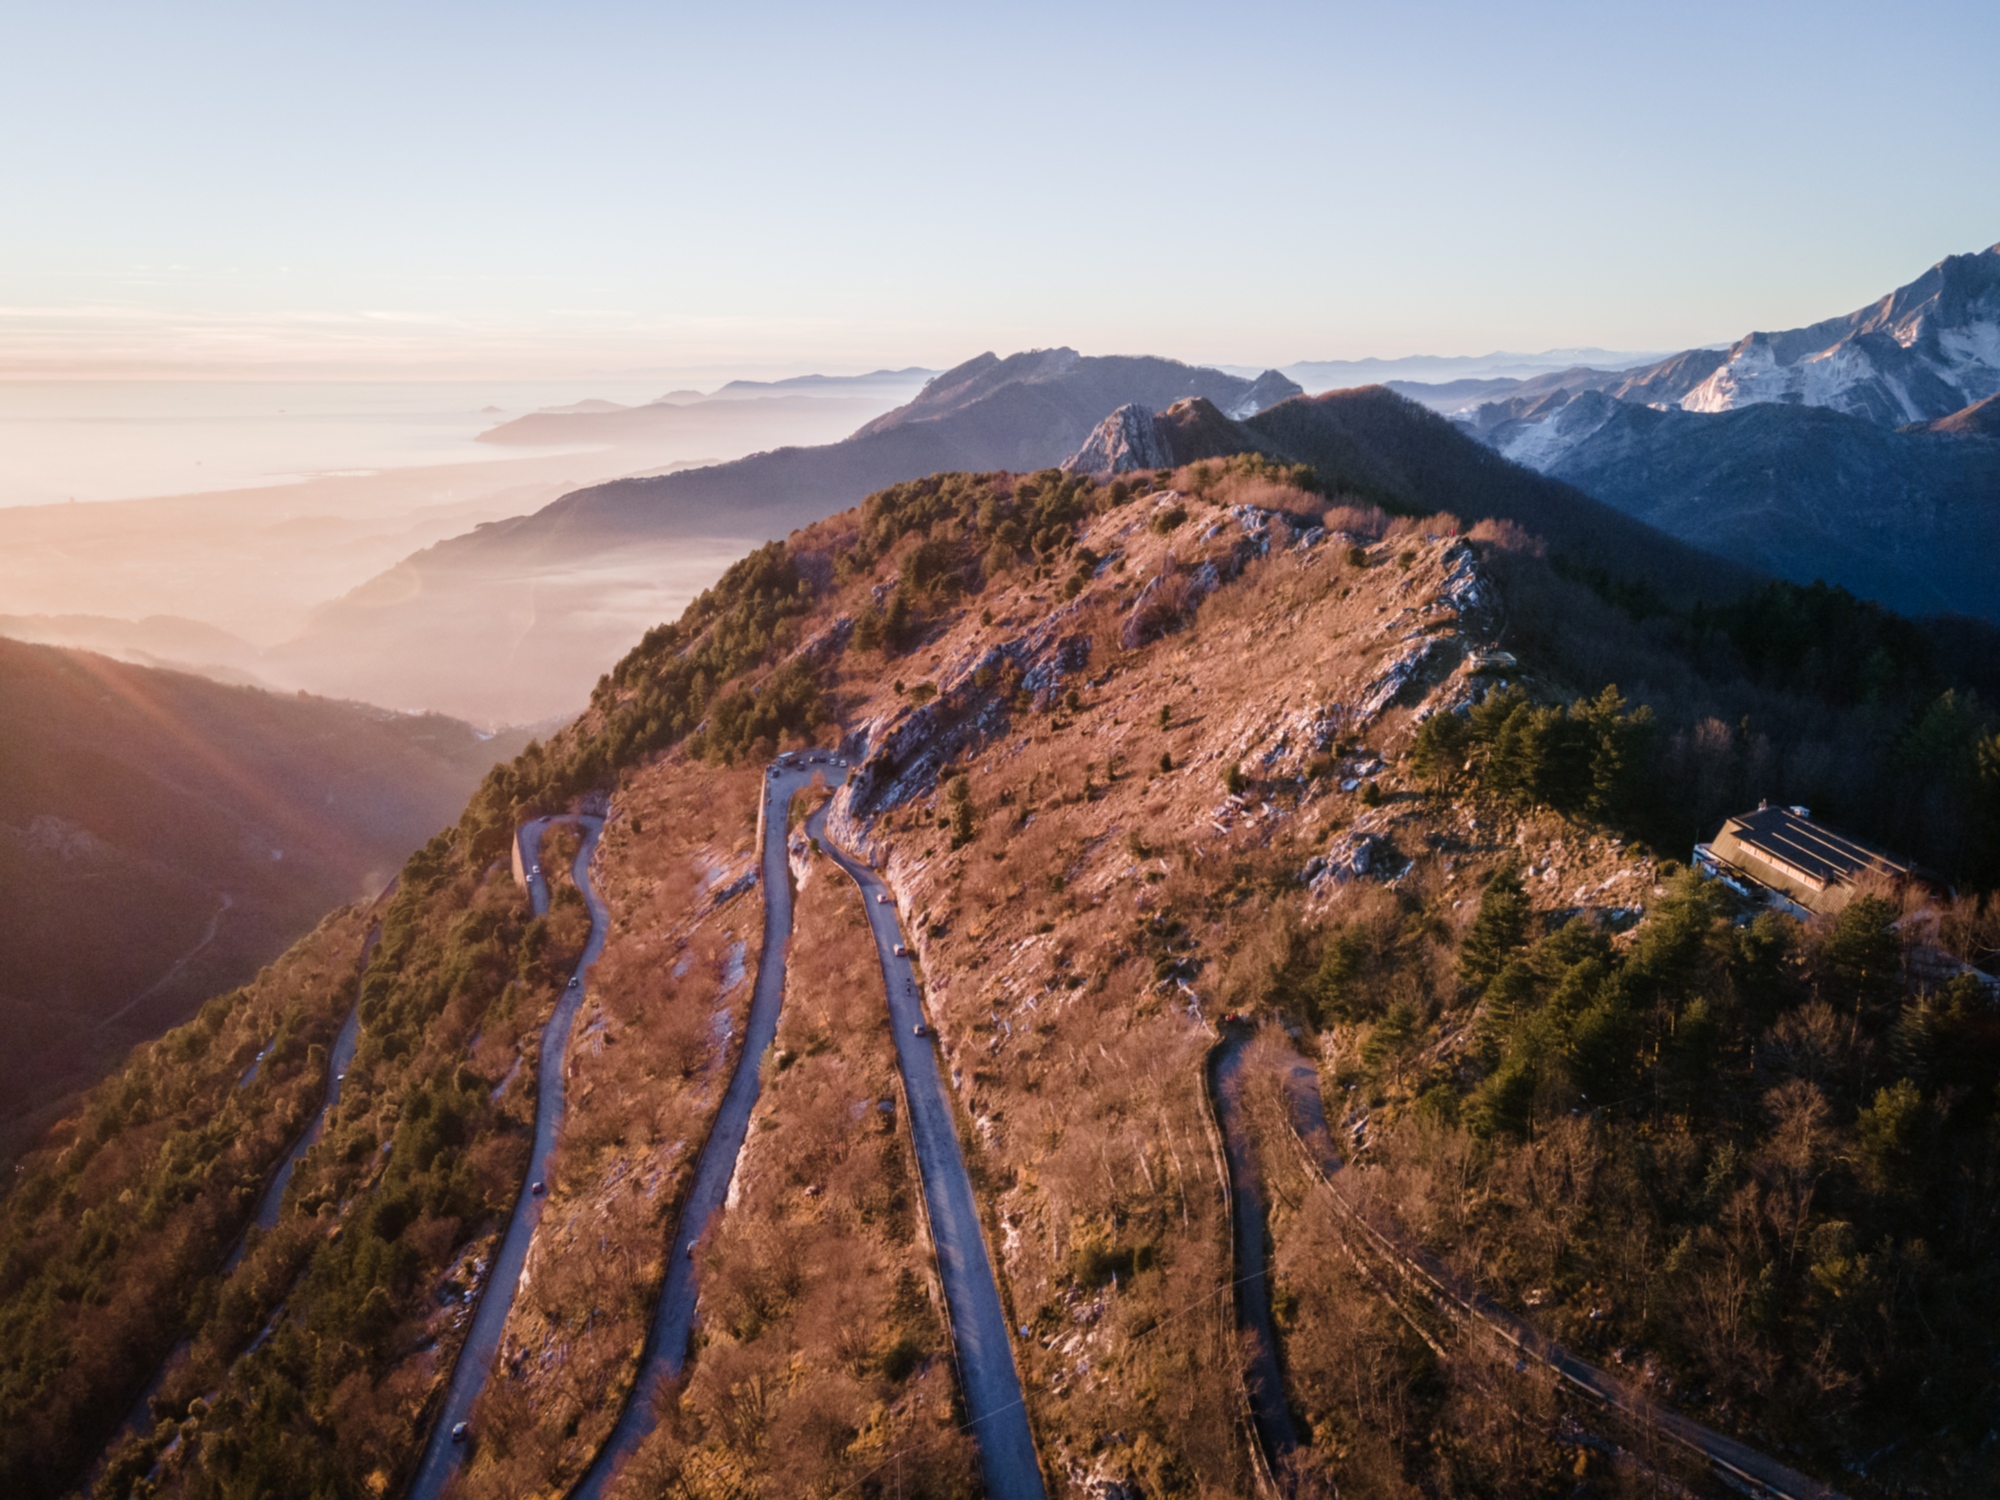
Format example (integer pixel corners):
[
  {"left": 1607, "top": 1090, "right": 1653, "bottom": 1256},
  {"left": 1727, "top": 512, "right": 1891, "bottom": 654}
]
[{"left": 11, "top": 456, "right": 1997, "bottom": 1500}]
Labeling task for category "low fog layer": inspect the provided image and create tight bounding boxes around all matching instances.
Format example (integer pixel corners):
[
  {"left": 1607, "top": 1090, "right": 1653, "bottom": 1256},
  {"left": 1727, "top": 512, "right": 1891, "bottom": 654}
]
[{"left": 0, "top": 380, "right": 927, "bottom": 723}]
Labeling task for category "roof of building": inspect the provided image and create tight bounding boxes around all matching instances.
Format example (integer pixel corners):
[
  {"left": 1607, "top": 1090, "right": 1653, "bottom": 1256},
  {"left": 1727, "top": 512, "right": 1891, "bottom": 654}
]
[{"left": 1718, "top": 804, "right": 1915, "bottom": 891}]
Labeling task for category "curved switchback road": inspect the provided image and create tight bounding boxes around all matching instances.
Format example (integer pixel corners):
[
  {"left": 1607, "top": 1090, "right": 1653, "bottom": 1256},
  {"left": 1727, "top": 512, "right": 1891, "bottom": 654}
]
[
  {"left": 83, "top": 927, "right": 377, "bottom": 1499},
  {"left": 569, "top": 759, "right": 837, "bottom": 1500},
  {"left": 406, "top": 815, "right": 606, "bottom": 1500},
  {"left": 1209, "top": 1037, "right": 1303, "bottom": 1489},
  {"left": 817, "top": 807, "right": 1047, "bottom": 1500},
  {"left": 1213, "top": 1024, "right": 1846, "bottom": 1500}
]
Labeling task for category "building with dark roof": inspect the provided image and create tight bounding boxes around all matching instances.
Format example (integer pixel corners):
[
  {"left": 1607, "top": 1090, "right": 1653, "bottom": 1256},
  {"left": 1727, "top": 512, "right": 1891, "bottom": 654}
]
[{"left": 1694, "top": 803, "right": 1919, "bottom": 918}]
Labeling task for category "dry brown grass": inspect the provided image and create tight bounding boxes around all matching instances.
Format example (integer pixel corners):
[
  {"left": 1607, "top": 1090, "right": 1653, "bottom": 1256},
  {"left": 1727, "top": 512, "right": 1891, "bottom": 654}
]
[
  {"left": 454, "top": 756, "right": 767, "bottom": 1500},
  {"left": 796, "top": 486, "right": 1690, "bottom": 1491},
  {"left": 608, "top": 841, "right": 977, "bottom": 1499}
]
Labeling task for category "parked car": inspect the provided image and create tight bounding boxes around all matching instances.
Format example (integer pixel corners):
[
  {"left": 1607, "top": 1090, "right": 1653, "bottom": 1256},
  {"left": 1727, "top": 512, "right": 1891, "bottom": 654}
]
[
  {"left": 893, "top": 943, "right": 908, "bottom": 957},
  {"left": 450, "top": 1422, "right": 470, "bottom": 1444},
  {"left": 876, "top": 893, "right": 890, "bottom": 904},
  {"left": 912, "top": 1022, "right": 931, "bottom": 1038},
  {"left": 531, "top": 1180, "right": 546, "bottom": 1196}
]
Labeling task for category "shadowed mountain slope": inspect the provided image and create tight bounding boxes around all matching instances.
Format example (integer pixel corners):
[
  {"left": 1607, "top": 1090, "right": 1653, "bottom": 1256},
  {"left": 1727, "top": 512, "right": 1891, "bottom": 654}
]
[
  {"left": 0, "top": 639, "right": 523, "bottom": 1159},
  {"left": 1539, "top": 399, "right": 2000, "bottom": 622}
]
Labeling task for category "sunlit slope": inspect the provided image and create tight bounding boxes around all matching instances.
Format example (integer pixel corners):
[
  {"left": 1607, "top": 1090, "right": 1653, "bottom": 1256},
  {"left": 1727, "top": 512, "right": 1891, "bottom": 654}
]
[{"left": 6, "top": 449, "right": 1996, "bottom": 1499}]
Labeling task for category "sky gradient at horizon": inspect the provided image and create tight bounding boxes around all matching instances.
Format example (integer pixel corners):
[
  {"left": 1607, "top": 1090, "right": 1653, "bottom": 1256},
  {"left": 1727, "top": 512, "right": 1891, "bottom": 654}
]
[{"left": 4, "top": 0, "right": 1996, "bottom": 378}]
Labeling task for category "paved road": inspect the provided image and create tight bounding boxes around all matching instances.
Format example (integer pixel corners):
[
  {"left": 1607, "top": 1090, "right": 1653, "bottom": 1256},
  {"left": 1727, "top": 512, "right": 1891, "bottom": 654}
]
[
  {"left": 83, "top": 928, "right": 376, "bottom": 1498},
  {"left": 569, "top": 761, "right": 835, "bottom": 1500},
  {"left": 406, "top": 815, "right": 606, "bottom": 1500},
  {"left": 1229, "top": 1026, "right": 1846, "bottom": 1500},
  {"left": 1210, "top": 1038, "right": 1302, "bottom": 1483},
  {"left": 817, "top": 810, "right": 1047, "bottom": 1500},
  {"left": 247, "top": 1003, "right": 363, "bottom": 1238}
]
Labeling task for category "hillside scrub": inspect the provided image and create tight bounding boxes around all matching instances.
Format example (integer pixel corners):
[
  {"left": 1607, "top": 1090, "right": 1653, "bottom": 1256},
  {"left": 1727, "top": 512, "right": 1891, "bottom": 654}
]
[
  {"left": 803, "top": 468, "right": 1994, "bottom": 1494},
  {"left": 1226, "top": 1027, "right": 1718, "bottom": 1499},
  {"left": 95, "top": 838, "right": 588, "bottom": 1500},
  {"left": 1243, "top": 861, "right": 2000, "bottom": 1496},
  {"left": 1477, "top": 530, "right": 2000, "bottom": 888},
  {"left": 610, "top": 838, "right": 977, "bottom": 1498},
  {"left": 0, "top": 905, "right": 375, "bottom": 1499}
]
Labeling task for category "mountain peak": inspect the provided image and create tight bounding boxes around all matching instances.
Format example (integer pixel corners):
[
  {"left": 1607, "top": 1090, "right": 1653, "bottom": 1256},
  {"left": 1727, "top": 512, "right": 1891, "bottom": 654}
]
[{"left": 1675, "top": 242, "right": 2000, "bottom": 425}]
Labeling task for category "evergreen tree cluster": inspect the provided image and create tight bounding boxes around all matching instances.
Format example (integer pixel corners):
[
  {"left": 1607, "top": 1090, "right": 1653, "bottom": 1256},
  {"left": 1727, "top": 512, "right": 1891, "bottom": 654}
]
[{"left": 1411, "top": 683, "right": 1655, "bottom": 827}]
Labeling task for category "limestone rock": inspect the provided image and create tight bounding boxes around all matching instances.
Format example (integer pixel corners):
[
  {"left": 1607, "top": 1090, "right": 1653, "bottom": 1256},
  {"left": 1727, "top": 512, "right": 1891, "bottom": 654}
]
[{"left": 1061, "top": 403, "right": 1174, "bottom": 475}]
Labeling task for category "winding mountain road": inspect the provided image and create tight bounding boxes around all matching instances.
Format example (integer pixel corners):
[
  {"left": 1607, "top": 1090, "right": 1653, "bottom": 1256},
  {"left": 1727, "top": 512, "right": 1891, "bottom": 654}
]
[
  {"left": 817, "top": 807, "right": 1047, "bottom": 1500},
  {"left": 406, "top": 814, "right": 606, "bottom": 1500},
  {"left": 569, "top": 760, "right": 834, "bottom": 1500},
  {"left": 1212, "top": 1024, "right": 1846, "bottom": 1500}
]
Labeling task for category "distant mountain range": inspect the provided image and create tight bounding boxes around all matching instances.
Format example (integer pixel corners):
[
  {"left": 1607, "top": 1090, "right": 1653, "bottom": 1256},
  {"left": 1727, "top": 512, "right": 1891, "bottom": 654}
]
[
  {"left": 472, "top": 349, "right": 1301, "bottom": 558},
  {"left": 279, "top": 350, "right": 1770, "bottom": 723},
  {"left": 272, "top": 353, "right": 1306, "bottom": 720},
  {"left": 1423, "top": 244, "right": 2000, "bottom": 621},
  {"left": 148, "top": 247, "right": 2000, "bottom": 723},
  {"left": 1280, "top": 347, "right": 1677, "bottom": 392}
]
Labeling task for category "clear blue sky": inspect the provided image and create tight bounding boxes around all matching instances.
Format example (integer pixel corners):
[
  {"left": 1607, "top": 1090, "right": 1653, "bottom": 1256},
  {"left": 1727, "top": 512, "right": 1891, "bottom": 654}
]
[{"left": 3, "top": 0, "right": 1995, "bottom": 378}]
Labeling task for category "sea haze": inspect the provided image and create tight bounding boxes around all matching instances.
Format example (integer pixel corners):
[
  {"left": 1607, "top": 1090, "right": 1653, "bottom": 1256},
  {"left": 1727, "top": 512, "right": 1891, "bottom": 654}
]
[{"left": 0, "top": 379, "right": 678, "bottom": 508}]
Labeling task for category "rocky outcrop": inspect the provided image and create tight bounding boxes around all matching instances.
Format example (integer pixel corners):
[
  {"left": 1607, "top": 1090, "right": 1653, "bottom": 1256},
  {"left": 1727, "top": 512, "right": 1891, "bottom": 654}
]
[
  {"left": 1063, "top": 392, "right": 1298, "bottom": 477},
  {"left": 1060, "top": 403, "right": 1175, "bottom": 475}
]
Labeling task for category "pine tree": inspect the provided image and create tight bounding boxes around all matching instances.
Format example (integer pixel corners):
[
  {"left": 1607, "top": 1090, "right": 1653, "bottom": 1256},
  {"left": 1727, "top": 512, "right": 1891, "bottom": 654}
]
[
  {"left": 883, "top": 591, "right": 911, "bottom": 653},
  {"left": 1459, "top": 866, "right": 1530, "bottom": 988}
]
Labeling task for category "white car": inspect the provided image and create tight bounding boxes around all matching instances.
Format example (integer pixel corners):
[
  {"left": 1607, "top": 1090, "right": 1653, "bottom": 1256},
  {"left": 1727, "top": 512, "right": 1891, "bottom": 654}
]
[
  {"left": 450, "top": 1422, "right": 470, "bottom": 1444},
  {"left": 912, "top": 1022, "right": 931, "bottom": 1038},
  {"left": 893, "top": 943, "right": 908, "bottom": 957},
  {"left": 876, "top": 893, "right": 890, "bottom": 905}
]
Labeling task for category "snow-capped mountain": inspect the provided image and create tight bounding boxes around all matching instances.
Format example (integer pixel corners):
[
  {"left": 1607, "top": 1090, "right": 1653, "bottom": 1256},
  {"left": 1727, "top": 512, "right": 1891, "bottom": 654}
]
[
  {"left": 1436, "top": 243, "right": 2000, "bottom": 623},
  {"left": 1677, "top": 244, "right": 2000, "bottom": 424},
  {"left": 1453, "top": 243, "right": 2000, "bottom": 466}
]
